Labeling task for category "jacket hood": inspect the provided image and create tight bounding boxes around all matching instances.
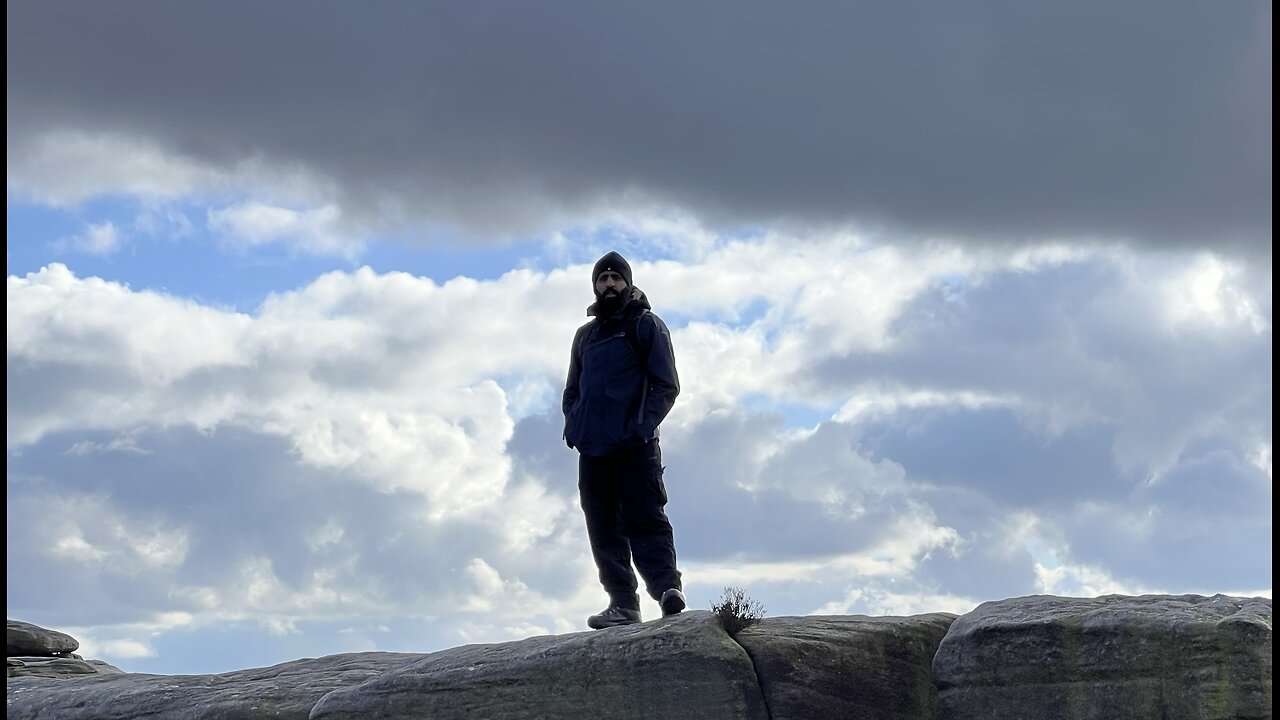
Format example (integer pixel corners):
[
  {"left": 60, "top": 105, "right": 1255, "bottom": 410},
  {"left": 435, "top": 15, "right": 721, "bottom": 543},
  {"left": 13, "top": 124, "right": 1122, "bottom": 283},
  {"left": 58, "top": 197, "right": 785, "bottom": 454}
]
[{"left": 587, "top": 285, "right": 651, "bottom": 318}]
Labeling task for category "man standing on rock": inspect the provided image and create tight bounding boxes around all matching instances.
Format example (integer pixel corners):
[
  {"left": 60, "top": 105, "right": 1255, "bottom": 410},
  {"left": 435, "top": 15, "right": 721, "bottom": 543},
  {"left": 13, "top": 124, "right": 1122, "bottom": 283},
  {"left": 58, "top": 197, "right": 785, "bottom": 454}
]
[{"left": 563, "top": 251, "right": 686, "bottom": 628}]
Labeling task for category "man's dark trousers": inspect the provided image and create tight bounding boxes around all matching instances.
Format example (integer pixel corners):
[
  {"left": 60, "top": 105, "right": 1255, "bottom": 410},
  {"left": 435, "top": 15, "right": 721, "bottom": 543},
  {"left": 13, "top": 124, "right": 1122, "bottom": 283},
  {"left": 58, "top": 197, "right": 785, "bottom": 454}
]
[{"left": 578, "top": 439, "right": 681, "bottom": 609}]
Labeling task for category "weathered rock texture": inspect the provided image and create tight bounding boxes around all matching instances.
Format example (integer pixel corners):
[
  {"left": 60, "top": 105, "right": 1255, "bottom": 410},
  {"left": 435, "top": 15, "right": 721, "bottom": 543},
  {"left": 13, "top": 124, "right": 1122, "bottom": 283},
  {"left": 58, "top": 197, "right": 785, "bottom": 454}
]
[
  {"left": 6, "top": 594, "right": 1272, "bottom": 720},
  {"left": 735, "top": 612, "right": 957, "bottom": 720},
  {"left": 933, "top": 594, "right": 1273, "bottom": 720},
  {"left": 309, "top": 611, "right": 768, "bottom": 720},
  {"left": 8, "top": 656, "right": 123, "bottom": 678},
  {"left": 8, "top": 620, "right": 79, "bottom": 657},
  {"left": 6, "top": 619, "right": 124, "bottom": 681},
  {"left": 6, "top": 652, "right": 421, "bottom": 720}
]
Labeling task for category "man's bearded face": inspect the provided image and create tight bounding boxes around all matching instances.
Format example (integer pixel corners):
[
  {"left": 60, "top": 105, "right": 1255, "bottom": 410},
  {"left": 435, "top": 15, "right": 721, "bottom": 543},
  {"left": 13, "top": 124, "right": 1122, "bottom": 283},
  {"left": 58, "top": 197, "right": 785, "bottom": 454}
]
[{"left": 595, "top": 271, "right": 627, "bottom": 300}]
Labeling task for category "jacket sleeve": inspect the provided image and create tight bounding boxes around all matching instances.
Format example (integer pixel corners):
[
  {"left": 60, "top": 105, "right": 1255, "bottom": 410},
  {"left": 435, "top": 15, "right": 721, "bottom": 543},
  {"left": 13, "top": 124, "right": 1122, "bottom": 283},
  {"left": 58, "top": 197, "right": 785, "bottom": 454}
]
[
  {"left": 562, "top": 325, "right": 585, "bottom": 419},
  {"left": 636, "top": 313, "right": 680, "bottom": 440}
]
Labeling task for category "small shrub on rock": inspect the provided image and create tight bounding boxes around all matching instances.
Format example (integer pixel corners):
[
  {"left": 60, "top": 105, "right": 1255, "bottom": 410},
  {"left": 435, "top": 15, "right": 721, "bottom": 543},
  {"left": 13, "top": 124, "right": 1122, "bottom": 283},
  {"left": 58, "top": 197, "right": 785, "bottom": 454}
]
[{"left": 711, "top": 586, "right": 766, "bottom": 636}]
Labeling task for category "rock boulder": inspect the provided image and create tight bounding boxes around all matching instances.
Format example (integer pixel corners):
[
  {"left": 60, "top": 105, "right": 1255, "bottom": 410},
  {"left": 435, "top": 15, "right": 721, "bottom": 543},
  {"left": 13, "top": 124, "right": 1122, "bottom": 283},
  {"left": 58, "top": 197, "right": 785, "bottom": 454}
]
[{"left": 933, "top": 594, "right": 1273, "bottom": 720}]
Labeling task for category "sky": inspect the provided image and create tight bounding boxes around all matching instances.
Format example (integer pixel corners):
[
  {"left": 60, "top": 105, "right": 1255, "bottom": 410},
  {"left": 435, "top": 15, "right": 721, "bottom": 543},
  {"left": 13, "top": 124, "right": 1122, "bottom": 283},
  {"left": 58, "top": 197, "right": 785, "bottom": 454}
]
[{"left": 6, "top": 1, "right": 1272, "bottom": 675}]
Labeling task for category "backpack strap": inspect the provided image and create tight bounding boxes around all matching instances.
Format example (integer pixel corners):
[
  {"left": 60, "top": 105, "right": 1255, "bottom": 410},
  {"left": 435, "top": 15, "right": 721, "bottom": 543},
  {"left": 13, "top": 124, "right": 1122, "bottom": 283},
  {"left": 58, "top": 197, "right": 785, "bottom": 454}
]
[{"left": 624, "top": 309, "right": 650, "bottom": 364}]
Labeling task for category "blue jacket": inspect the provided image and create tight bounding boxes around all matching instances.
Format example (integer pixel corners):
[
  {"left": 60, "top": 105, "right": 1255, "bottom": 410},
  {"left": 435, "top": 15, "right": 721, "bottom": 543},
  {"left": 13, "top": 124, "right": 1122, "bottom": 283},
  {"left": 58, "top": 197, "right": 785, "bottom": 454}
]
[{"left": 563, "top": 287, "right": 680, "bottom": 457}]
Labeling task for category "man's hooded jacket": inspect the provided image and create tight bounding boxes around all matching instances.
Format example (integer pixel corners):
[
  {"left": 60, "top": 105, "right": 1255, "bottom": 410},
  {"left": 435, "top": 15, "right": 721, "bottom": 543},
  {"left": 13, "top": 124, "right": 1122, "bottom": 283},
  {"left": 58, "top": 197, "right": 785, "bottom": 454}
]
[{"left": 563, "top": 286, "right": 680, "bottom": 457}]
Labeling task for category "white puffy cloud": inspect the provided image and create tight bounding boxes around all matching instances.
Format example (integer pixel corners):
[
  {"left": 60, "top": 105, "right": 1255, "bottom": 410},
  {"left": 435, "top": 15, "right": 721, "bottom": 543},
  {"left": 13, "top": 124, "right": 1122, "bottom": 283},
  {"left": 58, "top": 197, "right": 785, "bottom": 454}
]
[
  {"left": 208, "top": 202, "right": 365, "bottom": 259},
  {"left": 6, "top": 233, "right": 1271, "bottom": 672}
]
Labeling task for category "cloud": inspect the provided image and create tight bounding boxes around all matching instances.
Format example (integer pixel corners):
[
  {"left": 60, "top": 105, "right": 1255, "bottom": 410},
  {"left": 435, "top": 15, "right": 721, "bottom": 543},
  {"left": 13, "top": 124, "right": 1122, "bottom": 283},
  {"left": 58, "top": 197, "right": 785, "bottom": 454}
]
[
  {"left": 6, "top": 235, "right": 1271, "bottom": 672},
  {"left": 66, "top": 433, "right": 152, "bottom": 457},
  {"left": 6, "top": 131, "right": 228, "bottom": 205},
  {"left": 208, "top": 202, "right": 365, "bottom": 259},
  {"left": 8, "top": 1, "right": 1269, "bottom": 676},
  {"left": 7, "top": 2, "right": 1270, "bottom": 253},
  {"left": 50, "top": 221, "right": 124, "bottom": 256}
]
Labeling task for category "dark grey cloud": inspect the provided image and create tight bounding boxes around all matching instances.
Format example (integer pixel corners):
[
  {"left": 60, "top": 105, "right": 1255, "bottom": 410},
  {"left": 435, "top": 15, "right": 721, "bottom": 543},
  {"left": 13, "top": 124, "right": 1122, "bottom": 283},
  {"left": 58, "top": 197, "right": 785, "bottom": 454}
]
[
  {"left": 1059, "top": 443, "right": 1272, "bottom": 591},
  {"left": 846, "top": 403, "right": 1270, "bottom": 594},
  {"left": 7, "top": 1, "right": 1270, "bottom": 252},
  {"left": 856, "top": 407, "right": 1137, "bottom": 505},
  {"left": 506, "top": 411, "right": 579, "bottom": 503},
  {"left": 913, "top": 485, "right": 1041, "bottom": 600},
  {"left": 807, "top": 256, "right": 1272, "bottom": 469}
]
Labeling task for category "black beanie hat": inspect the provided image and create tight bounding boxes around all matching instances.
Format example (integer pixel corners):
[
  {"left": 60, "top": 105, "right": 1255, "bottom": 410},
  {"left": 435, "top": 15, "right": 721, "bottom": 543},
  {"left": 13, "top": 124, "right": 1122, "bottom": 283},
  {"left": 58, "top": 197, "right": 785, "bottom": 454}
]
[{"left": 592, "top": 251, "right": 633, "bottom": 288}]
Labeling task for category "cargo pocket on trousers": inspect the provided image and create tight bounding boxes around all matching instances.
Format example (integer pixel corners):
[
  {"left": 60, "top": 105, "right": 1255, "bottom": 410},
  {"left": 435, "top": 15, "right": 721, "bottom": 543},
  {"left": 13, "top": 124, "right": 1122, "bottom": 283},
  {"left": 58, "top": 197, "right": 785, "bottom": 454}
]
[{"left": 650, "top": 451, "right": 668, "bottom": 505}]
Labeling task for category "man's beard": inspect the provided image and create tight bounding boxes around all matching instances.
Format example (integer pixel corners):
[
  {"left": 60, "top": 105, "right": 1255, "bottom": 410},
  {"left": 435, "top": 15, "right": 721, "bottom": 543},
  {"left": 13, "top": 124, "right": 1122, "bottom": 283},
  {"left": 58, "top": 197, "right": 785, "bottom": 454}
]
[{"left": 596, "top": 289, "right": 626, "bottom": 316}]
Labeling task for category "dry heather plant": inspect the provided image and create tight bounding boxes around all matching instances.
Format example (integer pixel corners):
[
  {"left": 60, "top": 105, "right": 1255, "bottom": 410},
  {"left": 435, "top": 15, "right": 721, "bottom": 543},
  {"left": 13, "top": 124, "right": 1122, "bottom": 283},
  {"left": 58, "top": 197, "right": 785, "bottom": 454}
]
[{"left": 711, "top": 586, "right": 766, "bottom": 636}]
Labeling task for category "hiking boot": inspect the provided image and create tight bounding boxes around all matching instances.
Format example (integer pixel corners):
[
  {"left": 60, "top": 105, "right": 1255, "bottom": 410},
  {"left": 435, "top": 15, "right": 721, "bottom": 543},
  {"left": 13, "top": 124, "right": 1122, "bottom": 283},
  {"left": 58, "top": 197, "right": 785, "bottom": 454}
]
[
  {"left": 587, "top": 606, "right": 641, "bottom": 629},
  {"left": 660, "top": 588, "right": 686, "bottom": 617}
]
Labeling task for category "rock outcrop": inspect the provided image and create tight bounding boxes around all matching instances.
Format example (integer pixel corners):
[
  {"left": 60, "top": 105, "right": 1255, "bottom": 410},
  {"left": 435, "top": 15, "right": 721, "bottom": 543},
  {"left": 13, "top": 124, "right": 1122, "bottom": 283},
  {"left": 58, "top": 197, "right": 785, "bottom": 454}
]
[
  {"left": 933, "top": 594, "right": 1272, "bottom": 720},
  {"left": 311, "top": 611, "right": 769, "bottom": 720},
  {"left": 6, "top": 594, "right": 1272, "bottom": 720},
  {"left": 7, "top": 619, "right": 124, "bottom": 680},
  {"left": 7, "top": 652, "right": 420, "bottom": 720},
  {"left": 8, "top": 620, "right": 80, "bottom": 657},
  {"left": 736, "top": 613, "right": 956, "bottom": 720}
]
